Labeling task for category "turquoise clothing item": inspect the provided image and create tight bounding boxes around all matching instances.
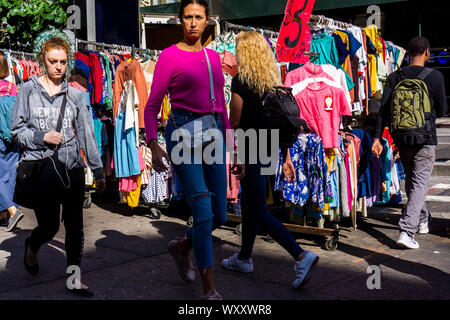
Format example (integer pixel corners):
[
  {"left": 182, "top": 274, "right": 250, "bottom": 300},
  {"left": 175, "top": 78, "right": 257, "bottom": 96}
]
[
  {"left": 311, "top": 33, "right": 355, "bottom": 91},
  {"left": 114, "top": 112, "right": 141, "bottom": 178},
  {"left": 208, "top": 32, "right": 236, "bottom": 55},
  {"left": 93, "top": 118, "right": 108, "bottom": 161},
  {"left": 0, "top": 96, "right": 16, "bottom": 142}
]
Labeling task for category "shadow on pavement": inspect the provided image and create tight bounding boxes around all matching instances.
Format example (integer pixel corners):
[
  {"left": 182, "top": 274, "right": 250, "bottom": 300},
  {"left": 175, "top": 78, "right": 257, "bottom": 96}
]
[
  {"left": 337, "top": 241, "right": 450, "bottom": 292},
  {"left": 0, "top": 228, "right": 67, "bottom": 292}
]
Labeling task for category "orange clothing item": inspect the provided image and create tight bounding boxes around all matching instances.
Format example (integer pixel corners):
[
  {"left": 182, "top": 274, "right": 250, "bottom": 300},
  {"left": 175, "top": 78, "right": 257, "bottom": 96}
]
[
  {"left": 113, "top": 59, "right": 148, "bottom": 128},
  {"left": 344, "top": 55, "right": 355, "bottom": 104},
  {"left": 20, "top": 62, "right": 29, "bottom": 81}
]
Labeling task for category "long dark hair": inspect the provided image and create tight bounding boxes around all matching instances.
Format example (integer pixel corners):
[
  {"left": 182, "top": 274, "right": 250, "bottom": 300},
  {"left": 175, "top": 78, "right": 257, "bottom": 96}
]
[{"left": 178, "top": 0, "right": 209, "bottom": 21}]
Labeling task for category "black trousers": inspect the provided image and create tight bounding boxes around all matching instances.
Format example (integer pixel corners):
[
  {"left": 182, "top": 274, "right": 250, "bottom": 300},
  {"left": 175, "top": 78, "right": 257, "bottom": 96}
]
[{"left": 29, "top": 164, "right": 85, "bottom": 267}]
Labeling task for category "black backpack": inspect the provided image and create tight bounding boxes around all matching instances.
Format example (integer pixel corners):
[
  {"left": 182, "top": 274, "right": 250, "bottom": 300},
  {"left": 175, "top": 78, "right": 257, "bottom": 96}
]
[{"left": 261, "top": 86, "right": 308, "bottom": 149}]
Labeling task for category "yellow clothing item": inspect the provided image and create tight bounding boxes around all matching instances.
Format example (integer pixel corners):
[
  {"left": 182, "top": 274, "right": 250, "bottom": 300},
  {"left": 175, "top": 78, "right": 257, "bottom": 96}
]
[
  {"left": 367, "top": 53, "right": 379, "bottom": 96},
  {"left": 325, "top": 148, "right": 337, "bottom": 172},
  {"left": 161, "top": 95, "right": 171, "bottom": 122},
  {"left": 322, "top": 148, "right": 337, "bottom": 212},
  {"left": 125, "top": 175, "right": 142, "bottom": 208},
  {"left": 364, "top": 25, "right": 384, "bottom": 54},
  {"left": 364, "top": 25, "right": 384, "bottom": 95}
]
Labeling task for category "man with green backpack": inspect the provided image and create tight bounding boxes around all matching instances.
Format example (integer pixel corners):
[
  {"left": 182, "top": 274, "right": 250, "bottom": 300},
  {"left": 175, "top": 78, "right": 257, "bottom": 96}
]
[{"left": 372, "top": 36, "right": 448, "bottom": 249}]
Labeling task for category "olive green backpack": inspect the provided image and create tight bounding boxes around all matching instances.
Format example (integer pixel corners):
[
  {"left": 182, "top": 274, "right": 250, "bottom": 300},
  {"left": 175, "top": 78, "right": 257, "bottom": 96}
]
[{"left": 390, "top": 67, "right": 433, "bottom": 146}]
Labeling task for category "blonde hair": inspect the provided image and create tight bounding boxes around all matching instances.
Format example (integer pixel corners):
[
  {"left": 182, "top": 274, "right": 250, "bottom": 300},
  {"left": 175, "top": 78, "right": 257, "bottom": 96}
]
[{"left": 236, "top": 31, "right": 282, "bottom": 97}]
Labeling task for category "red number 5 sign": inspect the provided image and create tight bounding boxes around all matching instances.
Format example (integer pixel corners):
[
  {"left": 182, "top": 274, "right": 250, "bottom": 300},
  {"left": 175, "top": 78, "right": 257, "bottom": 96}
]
[{"left": 276, "top": 0, "right": 315, "bottom": 64}]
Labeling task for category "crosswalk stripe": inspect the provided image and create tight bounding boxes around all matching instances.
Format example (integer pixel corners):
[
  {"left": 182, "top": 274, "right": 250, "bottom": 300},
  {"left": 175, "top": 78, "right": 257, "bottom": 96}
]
[
  {"left": 431, "top": 184, "right": 450, "bottom": 189},
  {"left": 425, "top": 195, "right": 450, "bottom": 203},
  {"left": 401, "top": 193, "right": 450, "bottom": 203}
]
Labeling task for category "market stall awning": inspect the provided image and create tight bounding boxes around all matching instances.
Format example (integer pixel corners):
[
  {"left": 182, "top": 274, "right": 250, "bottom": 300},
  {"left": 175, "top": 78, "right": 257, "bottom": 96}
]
[{"left": 140, "top": 0, "right": 408, "bottom": 20}]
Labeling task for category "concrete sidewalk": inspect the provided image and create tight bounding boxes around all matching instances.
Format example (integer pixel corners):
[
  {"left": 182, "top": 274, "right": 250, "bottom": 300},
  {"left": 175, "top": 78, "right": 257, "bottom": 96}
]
[{"left": 0, "top": 194, "right": 449, "bottom": 301}]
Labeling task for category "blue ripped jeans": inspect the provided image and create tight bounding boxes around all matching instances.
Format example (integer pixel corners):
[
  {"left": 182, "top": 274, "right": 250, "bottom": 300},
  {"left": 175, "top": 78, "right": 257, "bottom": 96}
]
[{"left": 166, "top": 109, "right": 227, "bottom": 269}]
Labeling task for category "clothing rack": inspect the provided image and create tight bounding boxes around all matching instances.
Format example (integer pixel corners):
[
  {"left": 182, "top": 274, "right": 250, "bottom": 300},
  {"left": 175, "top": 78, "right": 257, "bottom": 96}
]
[
  {"left": 0, "top": 49, "right": 35, "bottom": 58},
  {"left": 75, "top": 39, "right": 161, "bottom": 58},
  {"left": 222, "top": 21, "right": 279, "bottom": 39},
  {"left": 309, "top": 14, "right": 358, "bottom": 30}
]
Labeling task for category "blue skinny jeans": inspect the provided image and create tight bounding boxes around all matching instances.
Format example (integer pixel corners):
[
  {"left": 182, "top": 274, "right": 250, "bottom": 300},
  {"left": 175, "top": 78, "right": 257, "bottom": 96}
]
[{"left": 165, "top": 109, "right": 227, "bottom": 269}]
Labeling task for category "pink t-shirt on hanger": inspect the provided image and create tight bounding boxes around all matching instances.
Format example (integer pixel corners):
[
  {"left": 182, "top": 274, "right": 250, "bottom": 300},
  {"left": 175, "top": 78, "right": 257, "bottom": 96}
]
[{"left": 293, "top": 81, "right": 352, "bottom": 148}]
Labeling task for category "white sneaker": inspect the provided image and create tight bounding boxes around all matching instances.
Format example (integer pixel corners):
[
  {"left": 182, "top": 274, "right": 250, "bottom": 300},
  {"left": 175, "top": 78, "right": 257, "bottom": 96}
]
[
  {"left": 221, "top": 253, "right": 254, "bottom": 273},
  {"left": 397, "top": 232, "right": 419, "bottom": 249},
  {"left": 418, "top": 222, "right": 429, "bottom": 234},
  {"left": 201, "top": 290, "right": 222, "bottom": 300}
]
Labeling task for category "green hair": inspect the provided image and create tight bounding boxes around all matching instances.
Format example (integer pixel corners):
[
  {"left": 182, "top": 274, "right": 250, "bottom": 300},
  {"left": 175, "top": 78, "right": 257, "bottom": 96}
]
[{"left": 33, "top": 28, "right": 74, "bottom": 75}]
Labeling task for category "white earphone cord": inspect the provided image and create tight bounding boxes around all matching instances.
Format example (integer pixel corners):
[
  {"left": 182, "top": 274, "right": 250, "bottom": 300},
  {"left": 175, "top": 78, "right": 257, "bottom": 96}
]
[{"left": 50, "top": 129, "right": 71, "bottom": 190}]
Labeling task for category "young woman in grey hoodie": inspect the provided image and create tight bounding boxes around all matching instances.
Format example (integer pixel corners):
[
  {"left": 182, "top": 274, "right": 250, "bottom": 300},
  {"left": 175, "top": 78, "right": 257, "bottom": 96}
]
[{"left": 10, "top": 32, "right": 105, "bottom": 297}]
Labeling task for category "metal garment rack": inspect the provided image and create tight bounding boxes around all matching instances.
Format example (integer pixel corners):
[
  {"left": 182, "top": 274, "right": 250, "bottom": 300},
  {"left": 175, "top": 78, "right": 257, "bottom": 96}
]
[
  {"left": 75, "top": 39, "right": 161, "bottom": 58},
  {"left": 309, "top": 14, "right": 358, "bottom": 29},
  {"left": 0, "top": 49, "right": 35, "bottom": 58},
  {"left": 222, "top": 21, "right": 279, "bottom": 39}
]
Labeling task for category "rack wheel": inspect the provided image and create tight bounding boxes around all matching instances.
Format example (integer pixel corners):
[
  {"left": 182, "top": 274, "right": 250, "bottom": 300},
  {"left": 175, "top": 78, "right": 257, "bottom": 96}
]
[
  {"left": 187, "top": 216, "right": 193, "bottom": 226},
  {"left": 149, "top": 208, "right": 161, "bottom": 220},
  {"left": 325, "top": 238, "right": 338, "bottom": 251},
  {"left": 83, "top": 194, "right": 92, "bottom": 209},
  {"left": 234, "top": 223, "right": 242, "bottom": 235}
]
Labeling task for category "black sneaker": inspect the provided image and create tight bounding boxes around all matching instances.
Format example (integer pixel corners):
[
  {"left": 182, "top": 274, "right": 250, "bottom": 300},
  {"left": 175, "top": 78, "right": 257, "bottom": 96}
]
[{"left": 5, "top": 209, "right": 24, "bottom": 232}]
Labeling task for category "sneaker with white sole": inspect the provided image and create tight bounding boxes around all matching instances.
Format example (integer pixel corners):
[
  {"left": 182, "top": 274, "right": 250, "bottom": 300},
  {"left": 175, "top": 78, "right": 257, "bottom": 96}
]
[
  {"left": 221, "top": 253, "right": 253, "bottom": 273},
  {"left": 418, "top": 214, "right": 432, "bottom": 234},
  {"left": 201, "top": 290, "right": 222, "bottom": 300},
  {"left": 418, "top": 222, "right": 429, "bottom": 234},
  {"left": 5, "top": 209, "right": 24, "bottom": 232},
  {"left": 292, "top": 250, "right": 319, "bottom": 289},
  {"left": 397, "top": 232, "right": 419, "bottom": 249}
]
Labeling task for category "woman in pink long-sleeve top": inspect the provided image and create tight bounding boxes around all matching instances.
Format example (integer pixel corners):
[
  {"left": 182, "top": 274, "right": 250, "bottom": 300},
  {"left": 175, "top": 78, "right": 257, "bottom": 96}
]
[{"left": 144, "top": 0, "right": 230, "bottom": 300}]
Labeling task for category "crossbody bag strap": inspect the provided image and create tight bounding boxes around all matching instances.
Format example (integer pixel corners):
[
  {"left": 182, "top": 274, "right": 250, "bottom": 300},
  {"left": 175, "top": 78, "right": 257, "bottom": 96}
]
[
  {"left": 52, "top": 91, "right": 68, "bottom": 154},
  {"left": 56, "top": 91, "right": 68, "bottom": 133},
  {"left": 203, "top": 48, "right": 215, "bottom": 114}
]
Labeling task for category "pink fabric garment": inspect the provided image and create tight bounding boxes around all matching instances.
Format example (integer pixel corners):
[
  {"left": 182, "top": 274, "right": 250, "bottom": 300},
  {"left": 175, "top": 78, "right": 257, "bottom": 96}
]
[
  {"left": 345, "top": 152, "right": 352, "bottom": 211},
  {"left": 293, "top": 81, "right": 352, "bottom": 148},
  {"left": 144, "top": 44, "right": 231, "bottom": 142},
  {"left": 0, "top": 80, "right": 17, "bottom": 96},
  {"left": 117, "top": 149, "right": 146, "bottom": 192},
  {"left": 222, "top": 51, "right": 238, "bottom": 77},
  {"left": 119, "top": 177, "right": 138, "bottom": 192},
  {"left": 284, "top": 62, "right": 334, "bottom": 88},
  {"left": 226, "top": 152, "right": 240, "bottom": 203},
  {"left": 68, "top": 81, "right": 88, "bottom": 92}
]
